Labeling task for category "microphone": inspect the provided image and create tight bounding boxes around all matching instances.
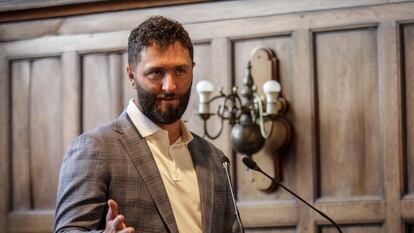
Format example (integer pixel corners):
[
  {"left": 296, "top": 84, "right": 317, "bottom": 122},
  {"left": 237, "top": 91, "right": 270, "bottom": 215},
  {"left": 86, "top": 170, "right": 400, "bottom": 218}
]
[
  {"left": 221, "top": 156, "right": 245, "bottom": 233},
  {"left": 242, "top": 156, "right": 343, "bottom": 233}
]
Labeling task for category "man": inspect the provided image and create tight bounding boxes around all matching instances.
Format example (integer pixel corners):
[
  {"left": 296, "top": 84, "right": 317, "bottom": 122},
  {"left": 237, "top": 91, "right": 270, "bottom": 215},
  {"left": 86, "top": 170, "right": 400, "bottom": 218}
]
[{"left": 54, "top": 16, "right": 236, "bottom": 233}]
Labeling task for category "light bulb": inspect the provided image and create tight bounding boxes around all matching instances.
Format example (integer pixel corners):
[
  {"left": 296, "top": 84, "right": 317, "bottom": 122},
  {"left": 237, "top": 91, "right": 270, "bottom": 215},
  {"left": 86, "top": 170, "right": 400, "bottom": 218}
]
[
  {"left": 263, "top": 80, "right": 281, "bottom": 115},
  {"left": 196, "top": 80, "right": 214, "bottom": 114}
]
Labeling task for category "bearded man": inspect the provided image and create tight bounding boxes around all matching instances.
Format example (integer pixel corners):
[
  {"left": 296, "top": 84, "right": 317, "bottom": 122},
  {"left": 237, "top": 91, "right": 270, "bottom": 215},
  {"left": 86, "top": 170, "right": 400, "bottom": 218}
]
[{"left": 54, "top": 16, "right": 236, "bottom": 233}]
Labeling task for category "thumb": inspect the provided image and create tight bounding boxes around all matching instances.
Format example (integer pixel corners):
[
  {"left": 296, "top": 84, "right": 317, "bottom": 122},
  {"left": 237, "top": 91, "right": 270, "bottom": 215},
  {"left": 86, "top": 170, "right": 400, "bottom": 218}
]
[{"left": 106, "top": 199, "right": 119, "bottom": 221}]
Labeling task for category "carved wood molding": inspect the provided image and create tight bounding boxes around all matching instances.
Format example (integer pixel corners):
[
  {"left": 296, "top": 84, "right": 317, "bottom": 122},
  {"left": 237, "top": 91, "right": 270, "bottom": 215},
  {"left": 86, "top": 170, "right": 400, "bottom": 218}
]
[{"left": 0, "top": 0, "right": 207, "bottom": 23}]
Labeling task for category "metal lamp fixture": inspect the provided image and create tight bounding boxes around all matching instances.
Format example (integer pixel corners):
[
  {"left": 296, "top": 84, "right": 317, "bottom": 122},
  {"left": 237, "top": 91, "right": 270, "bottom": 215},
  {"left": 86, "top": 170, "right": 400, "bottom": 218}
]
[{"left": 196, "top": 48, "right": 292, "bottom": 157}]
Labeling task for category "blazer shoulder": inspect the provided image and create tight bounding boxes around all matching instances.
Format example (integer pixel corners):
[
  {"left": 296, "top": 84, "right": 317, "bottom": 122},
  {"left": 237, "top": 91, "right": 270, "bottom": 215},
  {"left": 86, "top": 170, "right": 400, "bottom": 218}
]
[
  {"left": 190, "top": 133, "right": 225, "bottom": 158},
  {"left": 77, "top": 111, "right": 132, "bottom": 142}
]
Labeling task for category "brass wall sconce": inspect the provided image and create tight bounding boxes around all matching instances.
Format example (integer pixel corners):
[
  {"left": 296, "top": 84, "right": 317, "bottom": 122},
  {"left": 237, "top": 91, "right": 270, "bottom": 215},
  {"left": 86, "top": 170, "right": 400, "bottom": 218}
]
[{"left": 196, "top": 48, "right": 292, "bottom": 191}]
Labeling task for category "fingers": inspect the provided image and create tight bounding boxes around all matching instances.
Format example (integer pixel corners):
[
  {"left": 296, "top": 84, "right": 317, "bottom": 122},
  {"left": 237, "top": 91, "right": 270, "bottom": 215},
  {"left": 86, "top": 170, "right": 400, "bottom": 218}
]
[
  {"left": 119, "top": 227, "right": 135, "bottom": 233},
  {"left": 112, "top": 215, "right": 125, "bottom": 230},
  {"left": 105, "top": 199, "right": 134, "bottom": 233},
  {"left": 106, "top": 199, "right": 119, "bottom": 221}
]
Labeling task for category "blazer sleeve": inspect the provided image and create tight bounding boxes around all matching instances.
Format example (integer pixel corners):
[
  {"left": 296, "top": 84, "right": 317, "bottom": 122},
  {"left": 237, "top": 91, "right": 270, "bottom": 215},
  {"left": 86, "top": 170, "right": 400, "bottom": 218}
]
[{"left": 54, "top": 134, "right": 109, "bottom": 233}]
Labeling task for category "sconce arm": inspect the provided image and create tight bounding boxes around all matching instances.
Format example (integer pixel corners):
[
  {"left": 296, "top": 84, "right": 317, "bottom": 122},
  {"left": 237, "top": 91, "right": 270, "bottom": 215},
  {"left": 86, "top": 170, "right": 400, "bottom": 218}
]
[
  {"left": 254, "top": 93, "right": 275, "bottom": 139},
  {"left": 202, "top": 115, "right": 224, "bottom": 139}
]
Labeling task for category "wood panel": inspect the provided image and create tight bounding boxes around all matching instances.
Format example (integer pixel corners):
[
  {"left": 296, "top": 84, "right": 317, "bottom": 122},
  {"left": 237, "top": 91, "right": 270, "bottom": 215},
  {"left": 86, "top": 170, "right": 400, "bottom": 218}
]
[
  {"left": 2, "top": 0, "right": 413, "bottom": 41},
  {"left": 319, "top": 224, "right": 383, "bottom": 233},
  {"left": 122, "top": 52, "right": 133, "bottom": 107},
  {"left": 0, "top": 54, "right": 9, "bottom": 232},
  {"left": 314, "top": 27, "right": 382, "bottom": 199},
  {"left": 403, "top": 23, "right": 414, "bottom": 195},
  {"left": 11, "top": 57, "right": 65, "bottom": 211},
  {"left": 11, "top": 60, "right": 31, "bottom": 211},
  {"left": 30, "top": 58, "right": 63, "bottom": 209},
  {"left": 182, "top": 42, "right": 211, "bottom": 135},
  {"left": 82, "top": 53, "right": 123, "bottom": 131},
  {"left": 61, "top": 52, "right": 81, "bottom": 150},
  {"left": 232, "top": 35, "right": 295, "bottom": 202},
  {"left": 246, "top": 227, "right": 296, "bottom": 233}
]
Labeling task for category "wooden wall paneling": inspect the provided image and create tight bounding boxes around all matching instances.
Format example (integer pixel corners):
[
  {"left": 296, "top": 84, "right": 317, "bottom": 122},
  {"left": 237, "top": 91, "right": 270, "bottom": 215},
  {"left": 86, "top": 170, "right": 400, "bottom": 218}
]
[
  {"left": 0, "top": 55, "right": 10, "bottom": 232},
  {"left": 186, "top": 2, "right": 414, "bottom": 42},
  {"left": 3, "top": 2, "right": 414, "bottom": 60},
  {"left": 1, "top": 31, "right": 128, "bottom": 59},
  {"left": 294, "top": 29, "right": 317, "bottom": 233},
  {"left": 11, "top": 60, "right": 32, "bottom": 211},
  {"left": 403, "top": 23, "right": 414, "bottom": 196},
  {"left": 1, "top": 0, "right": 412, "bottom": 41},
  {"left": 109, "top": 53, "right": 124, "bottom": 115},
  {"left": 232, "top": 35, "right": 295, "bottom": 202},
  {"left": 246, "top": 227, "right": 296, "bottom": 233},
  {"left": 122, "top": 52, "right": 133, "bottom": 107},
  {"left": 30, "top": 57, "right": 63, "bottom": 209},
  {"left": 207, "top": 38, "right": 234, "bottom": 188},
  {"left": 241, "top": 204, "right": 298, "bottom": 228},
  {"left": 182, "top": 42, "right": 211, "bottom": 136},
  {"left": 314, "top": 26, "right": 382, "bottom": 199},
  {"left": 378, "top": 21, "right": 403, "bottom": 233},
  {"left": 82, "top": 53, "right": 123, "bottom": 131},
  {"left": 182, "top": 39, "right": 233, "bottom": 165},
  {"left": 319, "top": 223, "right": 383, "bottom": 233},
  {"left": 183, "top": 39, "right": 235, "bottom": 175},
  {"left": 402, "top": 199, "right": 414, "bottom": 223},
  {"left": 8, "top": 210, "right": 54, "bottom": 233},
  {"left": 314, "top": 200, "right": 385, "bottom": 224},
  {"left": 62, "top": 52, "right": 81, "bottom": 150}
]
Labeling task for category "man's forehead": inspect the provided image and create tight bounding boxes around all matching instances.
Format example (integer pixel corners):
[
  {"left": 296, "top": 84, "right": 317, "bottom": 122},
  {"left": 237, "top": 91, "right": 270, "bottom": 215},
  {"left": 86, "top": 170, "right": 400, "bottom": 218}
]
[
  {"left": 138, "top": 41, "right": 191, "bottom": 62},
  {"left": 145, "top": 41, "right": 187, "bottom": 53}
]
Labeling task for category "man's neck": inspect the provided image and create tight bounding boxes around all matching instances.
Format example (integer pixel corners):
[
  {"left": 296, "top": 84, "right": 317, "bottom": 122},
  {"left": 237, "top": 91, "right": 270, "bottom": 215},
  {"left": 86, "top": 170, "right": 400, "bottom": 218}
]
[{"left": 158, "top": 121, "right": 182, "bottom": 145}]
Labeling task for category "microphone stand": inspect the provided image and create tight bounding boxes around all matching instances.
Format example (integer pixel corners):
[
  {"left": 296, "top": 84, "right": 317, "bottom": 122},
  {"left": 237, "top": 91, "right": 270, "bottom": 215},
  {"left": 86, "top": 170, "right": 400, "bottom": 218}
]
[
  {"left": 242, "top": 156, "right": 343, "bottom": 233},
  {"left": 221, "top": 156, "right": 245, "bottom": 233}
]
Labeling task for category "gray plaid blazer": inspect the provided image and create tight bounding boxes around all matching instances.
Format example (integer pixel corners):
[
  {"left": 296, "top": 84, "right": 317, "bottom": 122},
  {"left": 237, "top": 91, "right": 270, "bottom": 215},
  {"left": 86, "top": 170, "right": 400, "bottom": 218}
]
[{"left": 54, "top": 112, "right": 236, "bottom": 233}]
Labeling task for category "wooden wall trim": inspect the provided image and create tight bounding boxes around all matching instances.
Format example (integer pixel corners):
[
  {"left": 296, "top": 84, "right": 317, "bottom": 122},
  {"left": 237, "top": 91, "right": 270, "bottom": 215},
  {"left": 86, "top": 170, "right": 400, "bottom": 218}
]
[
  {"left": 2, "top": 2, "right": 414, "bottom": 59},
  {"left": 314, "top": 200, "right": 385, "bottom": 224},
  {"left": 0, "top": 0, "right": 412, "bottom": 42},
  {"left": 0, "top": 55, "right": 9, "bottom": 233},
  {"left": 239, "top": 202, "right": 298, "bottom": 227},
  {"left": 0, "top": 0, "right": 207, "bottom": 23},
  {"left": 8, "top": 210, "right": 54, "bottom": 233},
  {"left": 379, "top": 21, "right": 404, "bottom": 233}
]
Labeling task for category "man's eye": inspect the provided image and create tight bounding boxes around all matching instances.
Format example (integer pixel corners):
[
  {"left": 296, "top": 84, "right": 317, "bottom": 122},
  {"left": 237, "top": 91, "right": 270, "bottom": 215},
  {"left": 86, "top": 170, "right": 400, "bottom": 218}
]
[
  {"left": 148, "top": 70, "right": 162, "bottom": 78},
  {"left": 176, "top": 68, "right": 186, "bottom": 75}
]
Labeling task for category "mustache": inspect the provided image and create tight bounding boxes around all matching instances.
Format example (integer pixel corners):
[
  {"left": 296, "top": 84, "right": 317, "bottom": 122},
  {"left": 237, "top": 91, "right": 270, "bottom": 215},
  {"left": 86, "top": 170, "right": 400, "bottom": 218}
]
[{"left": 157, "top": 92, "right": 177, "bottom": 99}]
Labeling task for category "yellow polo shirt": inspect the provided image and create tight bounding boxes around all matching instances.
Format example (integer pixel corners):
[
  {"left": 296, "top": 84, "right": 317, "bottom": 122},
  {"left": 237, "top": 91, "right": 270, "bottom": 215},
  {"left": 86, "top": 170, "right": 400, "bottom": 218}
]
[{"left": 126, "top": 99, "right": 202, "bottom": 233}]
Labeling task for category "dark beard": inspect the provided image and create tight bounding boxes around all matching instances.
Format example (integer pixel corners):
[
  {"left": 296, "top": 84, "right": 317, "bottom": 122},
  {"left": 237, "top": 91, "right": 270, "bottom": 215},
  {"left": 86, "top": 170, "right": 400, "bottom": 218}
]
[{"left": 136, "top": 83, "right": 191, "bottom": 124}]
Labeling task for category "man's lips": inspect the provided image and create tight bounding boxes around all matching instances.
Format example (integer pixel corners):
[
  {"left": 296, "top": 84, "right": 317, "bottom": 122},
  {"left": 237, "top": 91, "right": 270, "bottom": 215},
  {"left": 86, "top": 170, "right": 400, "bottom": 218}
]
[{"left": 158, "top": 97, "right": 178, "bottom": 104}]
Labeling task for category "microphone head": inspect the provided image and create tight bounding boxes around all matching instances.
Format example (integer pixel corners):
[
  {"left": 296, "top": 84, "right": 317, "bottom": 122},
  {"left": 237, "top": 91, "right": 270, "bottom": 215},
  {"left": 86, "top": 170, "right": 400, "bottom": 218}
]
[
  {"left": 220, "top": 156, "right": 230, "bottom": 165},
  {"left": 242, "top": 156, "right": 260, "bottom": 172}
]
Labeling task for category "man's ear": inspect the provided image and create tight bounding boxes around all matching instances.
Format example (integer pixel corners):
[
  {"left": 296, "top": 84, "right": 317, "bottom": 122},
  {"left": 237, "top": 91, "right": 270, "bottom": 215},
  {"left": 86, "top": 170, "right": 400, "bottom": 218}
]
[{"left": 126, "top": 64, "right": 136, "bottom": 89}]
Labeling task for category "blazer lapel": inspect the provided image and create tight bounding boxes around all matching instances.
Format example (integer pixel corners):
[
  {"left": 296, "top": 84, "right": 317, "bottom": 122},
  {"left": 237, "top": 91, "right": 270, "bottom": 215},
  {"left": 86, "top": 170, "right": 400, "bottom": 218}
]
[
  {"left": 188, "top": 138, "right": 214, "bottom": 233},
  {"left": 115, "top": 113, "right": 178, "bottom": 233}
]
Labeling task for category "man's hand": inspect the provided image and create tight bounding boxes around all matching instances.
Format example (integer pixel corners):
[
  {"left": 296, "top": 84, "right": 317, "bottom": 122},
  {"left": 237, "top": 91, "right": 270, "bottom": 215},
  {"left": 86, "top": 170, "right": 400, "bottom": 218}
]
[{"left": 104, "top": 199, "right": 135, "bottom": 233}]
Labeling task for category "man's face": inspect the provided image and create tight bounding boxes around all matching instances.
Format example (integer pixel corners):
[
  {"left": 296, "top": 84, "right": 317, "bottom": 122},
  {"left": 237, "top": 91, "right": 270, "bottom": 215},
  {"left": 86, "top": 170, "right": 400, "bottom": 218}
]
[{"left": 129, "top": 42, "right": 194, "bottom": 125}]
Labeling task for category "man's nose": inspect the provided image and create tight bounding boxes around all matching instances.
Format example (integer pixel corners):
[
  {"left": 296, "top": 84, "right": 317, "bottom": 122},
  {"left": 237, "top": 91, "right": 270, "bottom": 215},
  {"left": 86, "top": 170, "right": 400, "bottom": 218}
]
[{"left": 162, "top": 73, "right": 177, "bottom": 92}]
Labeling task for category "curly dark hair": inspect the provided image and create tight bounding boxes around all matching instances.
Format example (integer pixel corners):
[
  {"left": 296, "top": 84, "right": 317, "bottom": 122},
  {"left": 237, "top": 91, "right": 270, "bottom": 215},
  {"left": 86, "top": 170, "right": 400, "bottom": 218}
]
[{"left": 128, "top": 15, "right": 194, "bottom": 69}]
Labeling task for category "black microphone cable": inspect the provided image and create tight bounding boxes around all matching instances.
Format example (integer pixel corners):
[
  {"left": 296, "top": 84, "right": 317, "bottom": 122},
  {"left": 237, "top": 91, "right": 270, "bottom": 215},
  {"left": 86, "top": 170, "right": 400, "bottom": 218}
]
[
  {"left": 221, "top": 156, "right": 245, "bottom": 233},
  {"left": 242, "top": 156, "right": 343, "bottom": 233}
]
